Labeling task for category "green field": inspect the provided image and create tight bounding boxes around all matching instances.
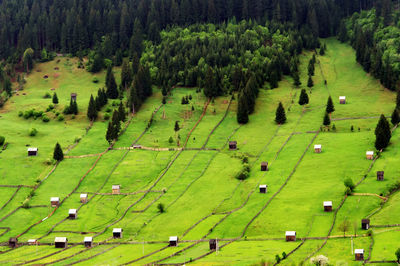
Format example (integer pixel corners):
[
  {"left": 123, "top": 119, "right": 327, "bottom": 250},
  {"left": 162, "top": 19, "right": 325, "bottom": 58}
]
[{"left": 0, "top": 38, "right": 399, "bottom": 265}]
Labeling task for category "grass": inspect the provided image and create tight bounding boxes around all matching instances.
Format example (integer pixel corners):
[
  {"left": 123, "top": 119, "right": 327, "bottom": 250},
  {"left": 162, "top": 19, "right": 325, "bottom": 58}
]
[{"left": 0, "top": 38, "right": 399, "bottom": 265}]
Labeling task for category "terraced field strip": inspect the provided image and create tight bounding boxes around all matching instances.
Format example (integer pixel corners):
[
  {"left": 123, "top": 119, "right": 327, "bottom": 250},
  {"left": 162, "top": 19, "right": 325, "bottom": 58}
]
[{"left": 0, "top": 187, "right": 21, "bottom": 211}]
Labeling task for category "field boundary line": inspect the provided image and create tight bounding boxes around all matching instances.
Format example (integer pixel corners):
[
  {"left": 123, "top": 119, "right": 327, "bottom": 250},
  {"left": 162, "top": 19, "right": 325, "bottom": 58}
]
[{"left": 0, "top": 187, "right": 21, "bottom": 211}]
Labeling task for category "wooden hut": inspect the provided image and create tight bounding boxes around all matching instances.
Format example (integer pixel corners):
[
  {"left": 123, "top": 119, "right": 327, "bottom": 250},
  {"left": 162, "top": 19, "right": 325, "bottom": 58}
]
[
  {"left": 112, "top": 185, "right": 120, "bottom": 194},
  {"left": 285, "top": 231, "right": 296, "bottom": 242},
  {"left": 314, "top": 144, "right": 322, "bottom": 153},
  {"left": 209, "top": 239, "right": 218, "bottom": 250},
  {"left": 84, "top": 237, "right": 93, "bottom": 248},
  {"left": 377, "top": 171, "right": 384, "bottom": 181},
  {"left": 50, "top": 197, "right": 60, "bottom": 207},
  {"left": 323, "top": 201, "right": 332, "bottom": 212},
  {"left": 169, "top": 236, "right": 178, "bottom": 247},
  {"left": 28, "top": 147, "right": 38, "bottom": 156},
  {"left": 54, "top": 237, "right": 68, "bottom": 248},
  {"left": 28, "top": 239, "right": 37, "bottom": 245},
  {"left": 339, "top": 96, "right": 346, "bottom": 104},
  {"left": 261, "top": 162, "right": 268, "bottom": 171},
  {"left": 259, "top": 185, "right": 268, "bottom": 194},
  {"left": 229, "top": 141, "right": 237, "bottom": 150},
  {"left": 71, "top": 93, "right": 77, "bottom": 101},
  {"left": 80, "top": 194, "right": 88, "bottom": 203},
  {"left": 68, "top": 209, "right": 77, "bottom": 219},
  {"left": 113, "top": 228, "right": 122, "bottom": 239},
  {"left": 366, "top": 151, "right": 374, "bottom": 160},
  {"left": 355, "top": 249, "right": 364, "bottom": 261},
  {"left": 361, "top": 219, "right": 370, "bottom": 230},
  {"left": 8, "top": 237, "right": 17, "bottom": 248}
]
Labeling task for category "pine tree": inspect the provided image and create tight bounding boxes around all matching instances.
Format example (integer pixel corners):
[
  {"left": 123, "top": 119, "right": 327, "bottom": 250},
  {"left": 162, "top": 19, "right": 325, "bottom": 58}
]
[
  {"left": 71, "top": 100, "right": 78, "bottom": 115},
  {"left": 121, "top": 60, "right": 132, "bottom": 89},
  {"left": 52, "top": 93, "right": 59, "bottom": 104},
  {"left": 87, "top": 94, "right": 98, "bottom": 121},
  {"left": 106, "top": 66, "right": 118, "bottom": 99},
  {"left": 375, "top": 114, "right": 391, "bottom": 150},
  {"left": 308, "top": 61, "right": 315, "bottom": 76},
  {"left": 174, "top": 121, "right": 180, "bottom": 132},
  {"left": 118, "top": 102, "right": 126, "bottom": 122},
  {"left": 53, "top": 142, "right": 64, "bottom": 161},
  {"left": 391, "top": 108, "right": 400, "bottom": 125},
  {"left": 323, "top": 112, "right": 331, "bottom": 126},
  {"left": 298, "top": 89, "right": 309, "bottom": 105},
  {"left": 275, "top": 102, "right": 286, "bottom": 124},
  {"left": 326, "top": 96, "right": 335, "bottom": 113},
  {"left": 237, "top": 91, "right": 249, "bottom": 124},
  {"left": 112, "top": 110, "right": 121, "bottom": 138},
  {"left": 106, "top": 122, "right": 113, "bottom": 143},
  {"left": 307, "top": 75, "right": 314, "bottom": 88},
  {"left": 293, "top": 72, "right": 301, "bottom": 87}
]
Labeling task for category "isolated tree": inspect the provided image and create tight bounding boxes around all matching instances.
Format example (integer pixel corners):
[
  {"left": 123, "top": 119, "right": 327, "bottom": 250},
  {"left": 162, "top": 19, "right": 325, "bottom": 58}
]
[
  {"left": 299, "top": 89, "right": 309, "bottom": 105},
  {"left": 52, "top": 93, "right": 59, "bottom": 104},
  {"left": 375, "top": 114, "right": 391, "bottom": 150},
  {"left": 174, "top": 121, "right": 180, "bottom": 132},
  {"left": 391, "top": 108, "right": 400, "bottom": 125},
  {"left": 326, "top": 96, "right": 335, "bottom": 113},
  {"left": 87, "top": 95, "right": 98, "bottom": 121},
  {"left": 106, "top": 122, "right": 113, "bottom": 143},
  {"left": 338, "top": 219, "right": 351, "bottom": 237},
  {"left": 344, "top": 177, "right": 355, "bottom": 192},
  {"left": 237, "top": 92, "right": 249, "bottom": 124},
  {"left": 23, "top": 48, "right": 34, "bottom": 73},
  {"left": 106, "top": 66, "right": 118, "bottom": 99},
  {"left": 307, "top": 75, "right": 314, "bottom": 88},
  {"left": 53, "top": 142, "right": 64, "bottom": 161},
  {"left": 157, "top": 203, "right": 165, "bottom": 213},
  {"left": 275, "top": 102, "right": 286, "bottom": 124},
  {"left": 293, "top": 72, "right": 301, "bottom": 87},
  {"left": 323, "top": 112, "right": 331, "bottom": 126}
]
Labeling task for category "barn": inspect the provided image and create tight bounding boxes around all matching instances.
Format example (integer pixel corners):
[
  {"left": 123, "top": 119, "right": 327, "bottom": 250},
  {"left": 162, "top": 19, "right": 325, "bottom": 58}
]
[
  {"left": 50, "top": 197, "right": 60, "bottom": 207},
  {"left": 28, "top": 147, "right": 38, "bottom": 156},
  {"left": 314, "top": 144, "right": 322, "bottom": 153},
  {"left": 80, "top": 193, "right": 88, "bottom": 203},
  {"left": 355, "top": 249, "right": 364, "bottom": 261},
  {"left": 323, "top": 201, "right": 332, "bottom": 212},
  {"left": 28, "top": 239, "right": 38, "bottom": 245},
  {"left": 285, "top": 231, "right": 296, "bottom": 242},
  {"left": 259, "top": 185, "right": 268, "bottom": 194},
  {"left": 54, "top": 237, "right": 68, "bottom": 248},
  {"left": 84, "top": 237, "right": 93, "bottom": 248},
  {"left": 68, "top": 209, "right": 77, "bottom": 219},
  {"left": 8, "top": 237, "right": 17, "bottom": 248},
  {"left": 209, "top": 239, "right": 218, "bottom": 250},
  {"left": 71, "top": 93, "right": 77, "bottom": 101},
  {"left": 361, "top": 219, "right": 370, "bottom": 230},
  {"left": 261, "top": 162, "right": 268, "bottom": 171},
  {"left": 113, "top": 228, "right": 122, "bottom": 238},
  {"left": 377, "top": 171, "right": 384, "bottom": 181},
  {"left": 169, "top": 236, "right": 178, "bottom": 246},
  {"left": 112, "top": 185, "right": 120, "bottom": 194},
  {"left": 366, "top": 151, "right": 374, "bottom": 160},
  {"left": 339, "top": 96, "right": 346, "bottom": 104},
  {"left": 229, "top": 141, "right": 237, "bottom": 150}
]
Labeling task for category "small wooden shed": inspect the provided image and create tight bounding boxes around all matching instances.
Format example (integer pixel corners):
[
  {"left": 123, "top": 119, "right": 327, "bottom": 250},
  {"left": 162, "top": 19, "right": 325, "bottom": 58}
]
[
  {"left": 113, "top": 228, "right": 122, "bottom": 238},
  {"left": 339, "top": 96, "right": 346, "bottom": 104},
  {"left": 169, "top": 236, "right": 178, "bottom": 247},
  {"left": 261, "top": 162, "right": 268, "bottom": 171},
  {"left": 68, "top": 209, "right": 77, "bottom": 219},
  {"left": 355, "top": 249, "right": 364, "bottom": 261},
  {"left": 112, "top": 185, "right": 120, "bottom": 195},
  {"left": 9, "top": 237, "right": 17, "bottom": 248},
  {"left": 366, "top": 151, "right": 374, "bottom": 160},
  {"left": 377, "top": 171, "right": 384, "bottom": 181},
  {"left": 28, "top": 239, "right": 38, "bottom": 245},
  {"left": 314, "top": 144, "right": 322, "bottom": 153},
  {"left": 28, "top": 147, "right": 38, "bottom": 156},
  {"left": 361, "top": 219, "right": 370, "bottom": 230},
  {"left": 209, "top": 239, "right": 218, "bottom": 250},
  {"left": 229, "top": 141, "right": 237, "bottom": 150},
  {"left": 323, "top": 201, "right": 332, "bottom": 212},
  {"left": 80, "top": 194, "right": 88, "bottom": 203},
  {"left": 50, "top": 197, "right": 60, "bottom": 207},
  {"left": 84, "top": 237, "right": 93, "bottom": 248},
  {"left": 71, "top": 93, "right": 77, "bottom": 101},
  {"left": 285, "top": 231, "right": 296, "bottom": 242},
  {"left": 259, "top": 185, "right": 268, "bottom": 194},
  {"left": 55, "top": 237, "right": 68, "bottom": 248}
]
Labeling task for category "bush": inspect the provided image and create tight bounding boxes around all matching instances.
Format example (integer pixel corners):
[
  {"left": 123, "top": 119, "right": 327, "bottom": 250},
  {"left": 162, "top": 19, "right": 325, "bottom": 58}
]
[
  {"left": 344, "top": 178, "right": 355, "bottom": 192},
  {"left": 157, "top": 203, "right": 165, "bottom": 213},
  {"left": 42, "top": 115, "right": 50, "bottom": 122},
  {"left": 43, "top": 92, "right": 51, "bottom": 98},
  {"left": 46, "top": 104, "right": 55, "bottom": 112},
  {"left": 23, "top": 109, "right": 34, "bottom": 119},
  {"left": 236, "top": 164, "right": 250, "bottom": 180},
  {"left": 18, "top": 111, "right": 23, "bottom": 117},
  {"left": 168, "top": 136, "right": 174, "bottom": 144},
  {"left": 29, "top": 128, "right": 38, "bottom": 136},
  {"left": 22, "top": 199, "right": 31, "bottom": 209},
  {"left": 58, "top": 114, "right": 64, "bottom": 121},
  {"left": 104, "top": 113, "right": 110, "bottom": 120},
  {"left": 92, "top": 77, "right": 99, "bottom": 83}
]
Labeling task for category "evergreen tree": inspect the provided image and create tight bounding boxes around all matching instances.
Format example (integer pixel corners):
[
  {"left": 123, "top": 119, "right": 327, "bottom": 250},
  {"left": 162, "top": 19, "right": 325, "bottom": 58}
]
[
  {"left": 391, "top": 108, "right": 400, "bottom": 125},
  {"left": 87, "top": 94, "right": 98, "bottom": 121},
  {"left": 121, "top": 60, "right": 133, "bottom": 89},
  {"left": 118, "top": 102, "right": 126, "bottom": 122},
  {"left": 375, "top": 114, "right": 391, "bottom": 150},
  {"left": 204, "top": 66, "right": 216, "bottom": 98},
  {"left": 323, "top": 112, "right": 331, "bottom": 126},
  {"left": 23, "top": 48, "right": 34, "bottom": 73},
  {"left": 111, "top": 110, "right": 121, "bottom": 138},
  {"left": 174, "top": 121, "right": 180, "bottom": 132},
  {"left": 106, "top": 122, "right": 113, "bottom": 143},
  {"left": 106, "top": 66, "right": 118, "bottom": 99},
  {"left": 298, "top": 89, "right": 309, "bottom": 105},
  {"left": 237, "top": 91, "right": 249, "bottom": 124},
  {"left": 53, "top": 142, "right": 64, "bottom": 161},
  {"left": 71, "top": 100, "right": 78, "bottom": 115},
  {"left": 326, "top": 96, "right": 335, "bottom": 113},
  {"left": 308, "top": 61, "right": 315, "bottom": 76},
  {"left": 52, "top": 93, "right": 59, "bottom": 104},
  {"left": 307, "top": 75, "right": 314, "bottom": 88},
  {"left": 293, "top": 72, "right": 301, "bottom": 87},
  {"left": 320, "top": 45, "right": 325, "bottom": 56},
  {"left": 275, "top": 102, "right": 286, "bottom": 124}
]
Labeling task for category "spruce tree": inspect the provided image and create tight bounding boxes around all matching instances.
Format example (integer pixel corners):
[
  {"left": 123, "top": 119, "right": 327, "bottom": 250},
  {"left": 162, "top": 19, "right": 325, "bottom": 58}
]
[
  {"left": 298, "top": 89, "right": 309, "bottom": 105},
  {"left": 307, "top": 75, "right": 314, "bottom": 88},
  {"left": 106, "top": 66, "right": 118, "bottom": 99},
  {"left": 237, "top": 92, "right": 249, "bottom": 124},
  {"left": 391, "top": 108, "right": 400, "bottom": 125},
  {"left": 375, "top": 114, "right": 391, "bottom": 150},
  {"left": 53, "top": 142, "right": 64, "bottom": 161},
  {"left": 71, "top": 100, "right": 78, "bottom": 115},
  {"left": 87, "top": 95, "right": 98, "bottom": 121},
  {"left": 106, "top": 122, "right": 113, "bottom": 143},
  {"left": 275, "top": 102, "right": 286, "bottom": 124},
  {"left": 293, "top": 72, "right": 301, "bottom": 87},
  {"left": 118, "top": 102, "right": 126, "bottom": 122},
  {"left": 52, "top": 93, "right": 59, "bottom": 104},
  {"left": 323, "top": 112, "right": 331, "bottom": 126},
  {"left": 326, "top": 96, "right": 335, "bottom": 113},
  {"left": 174, "top": 121, "right": 180, "bottom": 132},
  {"left": 121, "top": 60, "right": 132, "bottom": 89},
  {"left": 111, "top": 110, "right": 121, "bottom": 138}
]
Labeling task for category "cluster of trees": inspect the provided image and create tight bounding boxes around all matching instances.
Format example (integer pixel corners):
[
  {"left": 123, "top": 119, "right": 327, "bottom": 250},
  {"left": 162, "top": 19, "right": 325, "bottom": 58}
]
[
  {"left": 106, "top": 102, "right": 127, "bottom": 143},
  {"left": 128, "top": 65, "right": 152, "bottom": 113},
  {"left": 87, "top": 88, "right": 108, "bottom": 121},
  {"left": 0, "top": 64, "right": 12, "bottom": 107},
  {"left": 341, "top": 7, "right": 400, "bottom": 91},
  {"left": 63, "top": 99, "right": 78, "bottom": 115}
]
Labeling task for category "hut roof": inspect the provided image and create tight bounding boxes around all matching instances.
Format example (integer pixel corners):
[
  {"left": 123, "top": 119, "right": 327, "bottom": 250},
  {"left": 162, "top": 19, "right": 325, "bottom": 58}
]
[
  {"left": 50, "top": 197, "right": 59, "bottom": 202},
  {"left": 314, "top": 144, "right": 322, "bottom": 149},
  {"left": 366, "top": 151, "right": 374, "bottom": 155},
  {"left": 362, "top": 219, "right": 370, "bottom": 223},
  {"left": 28, "top": 239, "right": 37, "bottom": 243},
  {"left": 55, "top": 237, "right": 67, "bottom": 243},
  {"left": 339, "top": 96, "right": 346, "bottom": 100},
  {"left": 285, "top": 231, "right": 296, "bottom": 236},
  {"left": 71, "top": 93, "right": 77, "bottom": 96},
  {"left": 259, "top": 185, "right": 268, "bottom": 188},
  {"left": 355, "top": 249, "right": 364, "bottom": 254},
  {"left": 209, "top": 239, "right": 217, "bottom": 244},
  {"left": 113, "top": 228, "right": 122, "bottom": 233},
  {"left": 323, "top": 201, "right": 332, "bottom": 206},
  {"left": 80, "top": 194, "right": 87, "bottom": 198},
  {"left": 112, "top": 185, "right": 120, "bottom": 189},
  {"left": 28, "top": 147, "right": 38, "bottom": 152},
  {"left": 69, "top": 209, "right": 77, "bottom": 215},
  {"left": 229, "top": 141, "right": 237, "bottom": 144},
  {"left": 84, "top": 237, "right": 93, "bottom": 242},
  {"left": 261, "top": 162, "right": 268, "bottom": 166},
  {"left": 169, "top": 236, "right": 178, "bottom": 241}
]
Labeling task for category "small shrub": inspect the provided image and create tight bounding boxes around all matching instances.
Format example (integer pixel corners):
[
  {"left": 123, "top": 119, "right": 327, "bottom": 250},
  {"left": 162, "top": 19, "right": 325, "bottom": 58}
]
[
  {"left": 332, "top": 124, "right": 336, "bottom": 131},
  {"left": 43, "top": 92, "right": 51, "bottom": 98},
  {"left": 71, "top": 114, "right": 76, "bottom": 119},
  {"left": 92, "top": 77, "right": 99, "bottom": 83},
  {"left": 42, "top": 115, "right": 50, "bottom": 122},
  {"left": 22, "top": 199, "right": 31, "bottom": 209},
  {"left": 282, "top": 252, "right": 287, "bottom": 259},
  {"left": 351, "top": 125, "right": 354, "bottom": 132},
  {"left": 0, "top": 136, "right": 5, "bottom": 146},
  {"left": 168, "top": 136, "right": 174, "bottom": 144},
  {"left": 275, "top": 255, "right": 281, "bottom": 263},
  {"left": 58, "top": 114, "right": 64, "bottom": 121},
  {"left": 29, "top": 128, "right": 38, "bottom": 136},
  {"left": 157, "top": 203, "right": 165, "bottom": 213},
  {"left": 236, "top": 164, "right": 250, "bottom": 180},
  {"left": 395, "top": 248, "right": 400, "bottom": 262},
  {"left": 242, "top": 156, "right": 249, "bottom": 164},
  {"left": 18, "top": 111, "right": 23, "bottom": 117}
]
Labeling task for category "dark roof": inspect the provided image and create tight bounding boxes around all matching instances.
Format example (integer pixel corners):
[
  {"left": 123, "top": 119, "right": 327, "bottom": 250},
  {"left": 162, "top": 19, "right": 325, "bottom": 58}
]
[
  {"left": 261, "top": 162, "right": 268, "bottom": 165},
  {"left": 209, "top": 239, "right": 217, "bottom": 244},
  {"left": 229, "top": 141, "right": 237, "bottom": 144},
  {"left": 71, "top": 93, "right": 77, "bottom": 96},
  {"left": 362, "top": 219, "right": 370, "bottom": 223}
]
